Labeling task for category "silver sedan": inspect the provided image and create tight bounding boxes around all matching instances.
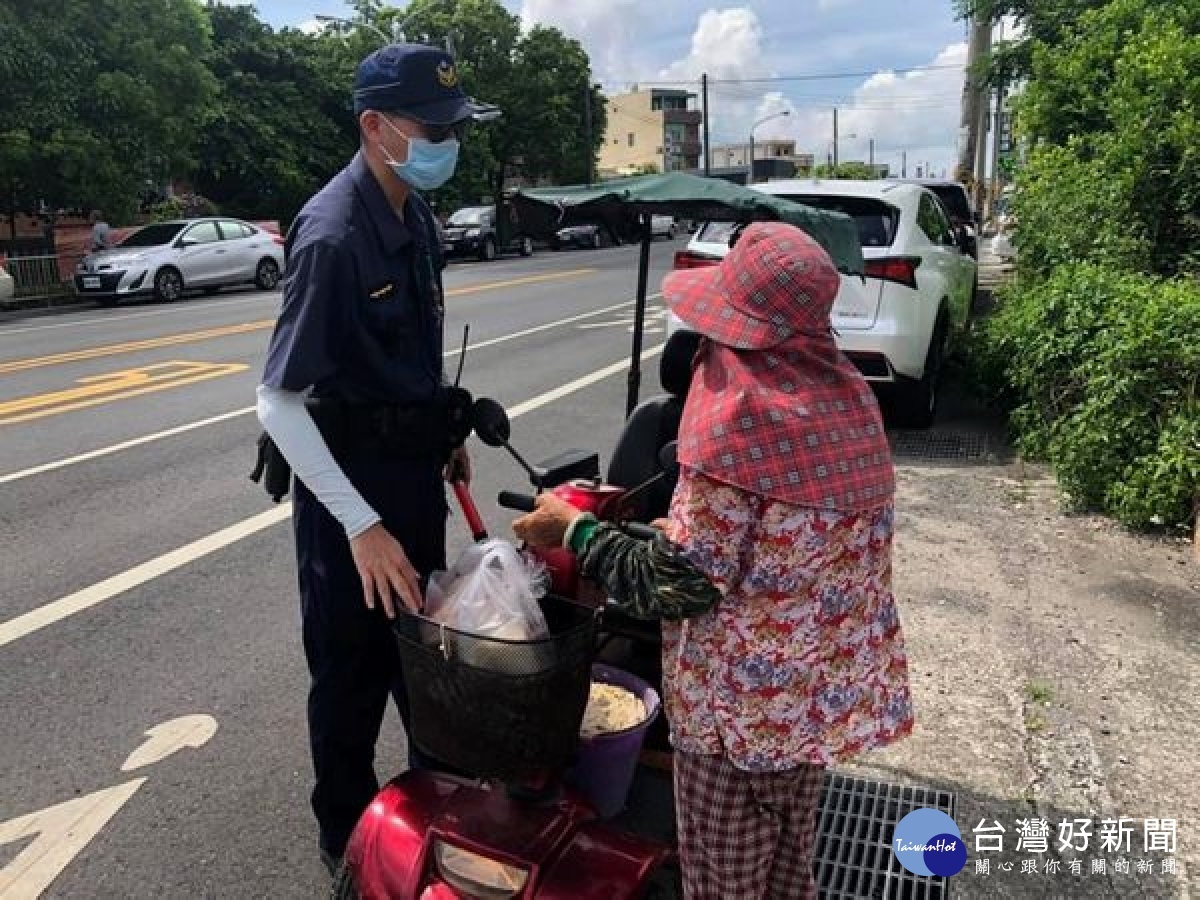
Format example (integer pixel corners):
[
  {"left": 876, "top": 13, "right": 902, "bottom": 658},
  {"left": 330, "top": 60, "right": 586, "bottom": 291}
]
[{"left": 74, "top": 218, "right": 286, "bottom": 306}]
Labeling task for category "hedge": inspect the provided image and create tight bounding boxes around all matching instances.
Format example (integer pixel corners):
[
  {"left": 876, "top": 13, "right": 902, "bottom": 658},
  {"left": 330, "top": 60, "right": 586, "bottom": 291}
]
[{"left": 975, "top": 263, "right": 1199, "bottom": 530}]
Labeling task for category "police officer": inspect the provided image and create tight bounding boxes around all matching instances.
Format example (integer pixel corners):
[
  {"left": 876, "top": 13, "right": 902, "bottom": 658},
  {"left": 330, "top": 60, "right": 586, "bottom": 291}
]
[{"left": 255, "top": 43, "right": 492, "bottom": 874}]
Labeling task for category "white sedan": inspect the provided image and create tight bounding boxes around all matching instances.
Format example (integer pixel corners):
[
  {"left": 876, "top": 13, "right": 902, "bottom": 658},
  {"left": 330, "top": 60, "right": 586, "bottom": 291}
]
[
  {"left": 672, "top": 180, "right": 978, "bottom": 427},
  {"left": 0, "top": 258, "right": 13, "bottom": 304},
  {"left": 74, "top": 217, "right": 286, "bottom": 307}
]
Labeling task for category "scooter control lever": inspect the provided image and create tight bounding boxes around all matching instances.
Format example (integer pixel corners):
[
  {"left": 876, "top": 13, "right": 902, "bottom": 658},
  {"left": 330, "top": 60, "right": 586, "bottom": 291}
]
[{"left": 497, "top": 491, "right": 536, "bottom": 512}]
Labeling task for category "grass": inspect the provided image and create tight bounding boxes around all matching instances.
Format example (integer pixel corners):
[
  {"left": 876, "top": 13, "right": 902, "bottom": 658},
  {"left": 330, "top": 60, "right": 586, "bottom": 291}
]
[{"left": 1025, "top": 679, "right": 1055, "bottom": 706}]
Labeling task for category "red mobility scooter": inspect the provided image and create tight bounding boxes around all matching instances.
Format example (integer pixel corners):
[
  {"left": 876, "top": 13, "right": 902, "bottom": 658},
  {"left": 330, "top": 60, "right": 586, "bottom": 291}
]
[{"left": 332, "top": 174, "right": 871, "bottom": 900}]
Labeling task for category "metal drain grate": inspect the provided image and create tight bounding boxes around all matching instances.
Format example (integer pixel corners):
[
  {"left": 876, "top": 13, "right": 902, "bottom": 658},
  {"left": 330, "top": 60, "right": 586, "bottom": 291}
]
[
  {"left": 888, "top": 429, "right": 993, "bottom": 462},
  {"left": 814, "top": 773, "right": 957, "bottom": 900}
]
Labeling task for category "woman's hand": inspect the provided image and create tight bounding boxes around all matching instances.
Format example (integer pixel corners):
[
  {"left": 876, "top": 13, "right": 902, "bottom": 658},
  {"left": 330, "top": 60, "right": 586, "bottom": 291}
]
[{"left": 512, "top": 493, "right": 583, "bottom": 548}]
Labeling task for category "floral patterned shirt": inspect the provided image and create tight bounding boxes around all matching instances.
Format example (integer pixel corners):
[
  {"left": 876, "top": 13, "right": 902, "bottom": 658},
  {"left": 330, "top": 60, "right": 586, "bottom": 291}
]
[{"left": 661, "top": 468, "right": 914, "bottom": 772}]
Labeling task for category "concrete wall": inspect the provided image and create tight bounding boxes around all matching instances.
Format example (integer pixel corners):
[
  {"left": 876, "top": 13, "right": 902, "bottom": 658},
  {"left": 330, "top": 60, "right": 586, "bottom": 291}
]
[{"left": 599, "top": 91, "right": 665, "bottom": 176}]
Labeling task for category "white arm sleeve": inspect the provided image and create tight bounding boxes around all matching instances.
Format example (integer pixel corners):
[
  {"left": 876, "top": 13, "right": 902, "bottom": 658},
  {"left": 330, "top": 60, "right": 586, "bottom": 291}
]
[{"left": 255, "top": 384, "right": 381, "bottom": 539}]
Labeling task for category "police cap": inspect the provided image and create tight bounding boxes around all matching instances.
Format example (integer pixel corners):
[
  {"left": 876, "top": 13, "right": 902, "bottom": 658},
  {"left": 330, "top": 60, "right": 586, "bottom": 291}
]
[{"left": 353, "top": 43, "right": 496, "bottom": 124}]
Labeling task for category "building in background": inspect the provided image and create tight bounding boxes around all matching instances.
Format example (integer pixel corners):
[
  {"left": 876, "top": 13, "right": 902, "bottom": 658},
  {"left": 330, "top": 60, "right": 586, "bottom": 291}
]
[
  {"left": 710, "top": 140, "right": 815, "bottom": 175},
  {"left": 598, "top": 87, "right": 702, "bottom": 178},
  {"left": 704, "top": 140, "right": 817, "bottom": 184}
]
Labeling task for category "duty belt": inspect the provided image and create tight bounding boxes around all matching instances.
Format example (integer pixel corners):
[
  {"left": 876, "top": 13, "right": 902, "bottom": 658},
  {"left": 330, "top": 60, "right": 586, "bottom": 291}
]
[{"left": 308, "top": 398, "right": 450, "bottom": 459}]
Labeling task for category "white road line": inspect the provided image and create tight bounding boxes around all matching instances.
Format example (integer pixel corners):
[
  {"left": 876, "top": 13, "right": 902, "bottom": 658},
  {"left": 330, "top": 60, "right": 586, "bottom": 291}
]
[
  {"left": 0, "top": 253, "right": 637, "bottom": 336},
  {"left": 0, "top": 343, "right": 665, "bottom": 647},
  {"left": 508, "top": 344, "right": 664, "bottom": 417},
  {"left": 0, "top": 293, "right": 277, "bottom": 336},
  {"left": 0, "top": 506, "right": 293, "bottom": 649},
  {"left": 0, "top": 297, "right": 654, "bottom": 485},
  {"left": 0, "top": 407, "right": 258, "bottom": 485}
]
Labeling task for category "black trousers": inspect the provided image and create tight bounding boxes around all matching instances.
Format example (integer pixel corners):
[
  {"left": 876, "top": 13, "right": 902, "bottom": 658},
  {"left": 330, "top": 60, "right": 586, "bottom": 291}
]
[{"left": 292, "top": 456, "right": 448, "bottom": 857}]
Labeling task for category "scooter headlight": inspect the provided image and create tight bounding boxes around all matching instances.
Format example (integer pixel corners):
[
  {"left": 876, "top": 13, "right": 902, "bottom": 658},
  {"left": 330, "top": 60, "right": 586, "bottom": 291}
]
[{"left": 434, "top": 842, "right": 529, "bottom": 899}]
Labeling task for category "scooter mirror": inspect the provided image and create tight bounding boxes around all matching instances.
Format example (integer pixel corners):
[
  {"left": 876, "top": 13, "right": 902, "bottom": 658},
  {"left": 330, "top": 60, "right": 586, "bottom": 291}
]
[
  {"left": 659, "top": 441, "right": 679, "bottom": 477},
  {"left": 472, "top": 397, "right": 511, "bottom": 447}
]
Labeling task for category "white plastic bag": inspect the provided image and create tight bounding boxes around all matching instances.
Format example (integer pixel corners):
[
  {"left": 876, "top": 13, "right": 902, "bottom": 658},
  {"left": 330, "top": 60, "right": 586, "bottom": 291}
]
[{"left": 425, "top": 539, "right": 550, "bottom": 642}]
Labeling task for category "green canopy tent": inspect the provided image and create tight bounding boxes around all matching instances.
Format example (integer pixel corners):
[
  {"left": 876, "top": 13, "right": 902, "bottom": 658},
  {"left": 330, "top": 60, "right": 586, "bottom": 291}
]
[{"left": 510, "top": 172, "right": 865, "bottom": 414}]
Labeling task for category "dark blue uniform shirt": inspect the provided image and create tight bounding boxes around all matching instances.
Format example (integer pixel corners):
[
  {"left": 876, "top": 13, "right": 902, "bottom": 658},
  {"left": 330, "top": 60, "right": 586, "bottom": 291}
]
[{"left": 263, "top": 152, "right": 445, "bottom": 406}]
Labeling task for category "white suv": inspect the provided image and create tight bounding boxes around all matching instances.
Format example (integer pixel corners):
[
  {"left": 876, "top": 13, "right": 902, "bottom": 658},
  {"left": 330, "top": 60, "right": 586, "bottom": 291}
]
[{"left": 673, "top": 180, "right": 977, "bottom": 427}]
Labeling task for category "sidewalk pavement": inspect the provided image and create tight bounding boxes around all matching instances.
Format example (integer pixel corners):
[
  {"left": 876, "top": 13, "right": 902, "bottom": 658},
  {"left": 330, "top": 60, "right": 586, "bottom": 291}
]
[{"left": 848, "top": 449, "right": 1197, "bottom": 898}]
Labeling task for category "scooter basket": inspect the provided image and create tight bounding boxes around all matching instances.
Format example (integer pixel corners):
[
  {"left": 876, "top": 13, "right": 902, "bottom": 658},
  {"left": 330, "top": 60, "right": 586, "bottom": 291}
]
[{"left": 392, "top": 596, "right": 598, "bottom": 782}]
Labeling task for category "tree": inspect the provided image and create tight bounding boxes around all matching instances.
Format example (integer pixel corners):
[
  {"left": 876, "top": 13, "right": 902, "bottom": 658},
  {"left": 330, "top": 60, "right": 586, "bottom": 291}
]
[
  {"left": 1006, "top": 0, "right": 1200, "bottom": 277},
  {"left": 192, "top": 5, "right": 358, "bottom": 224},
  {"left": 0, "top": 0, "right": 217, "bottom": 224},
  {"left": 368, "top": 0, "right": 606, "bottom": 218}
]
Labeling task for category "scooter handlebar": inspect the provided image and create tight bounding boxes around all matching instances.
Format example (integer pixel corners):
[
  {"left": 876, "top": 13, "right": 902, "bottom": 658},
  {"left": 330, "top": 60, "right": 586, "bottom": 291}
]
[
  {"left": 497, "top": 491, "right": 537, "bottom": 512},
  {"left": 497, "top": 491, "right": 660, "bottom": 541}
]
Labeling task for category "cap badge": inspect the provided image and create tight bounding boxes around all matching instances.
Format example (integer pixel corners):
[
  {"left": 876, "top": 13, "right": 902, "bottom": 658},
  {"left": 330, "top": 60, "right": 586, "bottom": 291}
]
[{"left": 436, "top": 61, "right": 458, "bottom": 88}]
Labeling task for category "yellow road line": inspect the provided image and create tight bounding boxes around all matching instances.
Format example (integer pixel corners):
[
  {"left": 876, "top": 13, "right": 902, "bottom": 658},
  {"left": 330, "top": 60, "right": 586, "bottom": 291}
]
[
  {"left": 0, "top": 361, "right": 248, "bottom": 426},
  {"left": 0, "top": 268, "right": 598, "bottom": 375},
  {"left": 0, "top": 321, "right": 272, "bottom": 376}
]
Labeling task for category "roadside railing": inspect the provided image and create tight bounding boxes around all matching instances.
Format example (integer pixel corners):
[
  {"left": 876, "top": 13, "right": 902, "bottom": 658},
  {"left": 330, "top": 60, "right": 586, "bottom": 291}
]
[{"left": 0, "top": 253, "right": 76, "bottom": 303}]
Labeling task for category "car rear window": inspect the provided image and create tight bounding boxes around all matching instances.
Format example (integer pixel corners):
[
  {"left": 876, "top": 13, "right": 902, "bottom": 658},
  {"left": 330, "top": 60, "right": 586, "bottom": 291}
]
[{"left": 779, "top": 195, "right": 900, "bottom": 248}]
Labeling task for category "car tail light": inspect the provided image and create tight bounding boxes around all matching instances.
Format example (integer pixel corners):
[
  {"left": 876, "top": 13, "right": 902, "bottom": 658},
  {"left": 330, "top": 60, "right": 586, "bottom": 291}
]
[
  {"left": 269, "top": 232, "right": 285, "bottom": 247},
  {"left": 434, "top": 842, "right": 529, "bottom": 899},
  {"left": 864, "top": 256, "right": 921, "bottom": 289},
  {"left": 673, "top": 250, "right": 719, "bottom": 270}
]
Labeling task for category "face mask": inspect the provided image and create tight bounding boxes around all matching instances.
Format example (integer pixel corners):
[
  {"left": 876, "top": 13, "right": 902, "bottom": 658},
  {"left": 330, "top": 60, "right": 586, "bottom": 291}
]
[{"left": 382, "top": 118, "right": 460, "bottom": 191}]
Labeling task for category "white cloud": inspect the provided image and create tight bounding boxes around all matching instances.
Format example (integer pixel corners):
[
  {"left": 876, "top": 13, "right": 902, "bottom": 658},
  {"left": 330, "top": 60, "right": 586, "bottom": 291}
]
[
  {"left": 659, "top": 8, "right": 768, "bottom": 81},
  {"left": 518, "top": 2, "right": 967, "bottom": 177},
  {"left": 746, "top": 42, "right": 967, "bottom": 177},
  {"left": 518, "top": 0, "right": 647, "bottom": 86}
]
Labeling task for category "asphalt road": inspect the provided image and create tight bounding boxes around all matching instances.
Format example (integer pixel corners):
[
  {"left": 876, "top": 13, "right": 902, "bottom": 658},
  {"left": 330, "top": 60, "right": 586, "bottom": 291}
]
[{"left": 0, "top": 239, "right": 681, "bottom": 899}]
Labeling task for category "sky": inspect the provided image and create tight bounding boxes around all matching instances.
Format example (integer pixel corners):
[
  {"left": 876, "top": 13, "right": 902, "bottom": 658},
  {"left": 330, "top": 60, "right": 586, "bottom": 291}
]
[{"left": 255, "top": 0, "right": 971, "bottom": 176}]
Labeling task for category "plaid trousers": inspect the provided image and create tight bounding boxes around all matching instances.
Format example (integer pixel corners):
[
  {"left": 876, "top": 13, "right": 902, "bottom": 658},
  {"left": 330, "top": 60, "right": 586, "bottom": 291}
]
[{"left": 674, "top": 751, "right": 825, "bottom": 900}]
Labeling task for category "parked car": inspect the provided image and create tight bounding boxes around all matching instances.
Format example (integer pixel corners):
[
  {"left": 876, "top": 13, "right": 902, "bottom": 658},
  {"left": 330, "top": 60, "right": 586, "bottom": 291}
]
[
  {"left": 672, "top": 179, "right": 978, "bottom": 427},
  {"left": 898, "top": 179, "right": 979, "bottom": 259},
  {"left": 0, "top": 257, "right": 14, "bottom": 304},
  {"left": 650, "top": 215, "right": 678, "bottom": 240},
  {"left": 74, "top": 218, "right": 285, "bottom": 306},
  {"left": 441, "top": 205, "right": 534, "bottom": 261},
  {"left": 552, "top": 224, "right": 604, "bottom": 250}
]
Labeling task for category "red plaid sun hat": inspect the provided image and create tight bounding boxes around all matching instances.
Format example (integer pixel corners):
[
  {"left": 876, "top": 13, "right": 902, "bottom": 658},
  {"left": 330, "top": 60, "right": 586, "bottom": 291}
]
[
  {"left": 662, "top": 221, "right": 842, "bottom": 349},
  {"left": 667, "top": 222, "right": 895, "bottom": 511}
]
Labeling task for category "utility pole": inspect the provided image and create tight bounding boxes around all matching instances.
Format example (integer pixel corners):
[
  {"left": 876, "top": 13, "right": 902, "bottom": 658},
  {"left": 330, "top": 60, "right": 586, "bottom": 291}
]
[
  {"left": 869, "top": 138, "right": 875, "bottom": 171},
  {"left": 989, "top": 86, "right": 1005, "bottom": 217},
  {"left": 702, "top": 73, "right": 711, "bottom": 176},
  {"left": 987, "top": 20, "right": 1007, "bottom": 219},
  {"left": 973, "top": 86, "right": 989, "bottom": 210},
  {"left": 902, "top": 150, "right": 907, "bottom": 178},
  {"left": 832, "top": 107, "right": 839, "bottom": 172},
  {"left": 958, "top": 12, "right": 992, "bottom": 184}
]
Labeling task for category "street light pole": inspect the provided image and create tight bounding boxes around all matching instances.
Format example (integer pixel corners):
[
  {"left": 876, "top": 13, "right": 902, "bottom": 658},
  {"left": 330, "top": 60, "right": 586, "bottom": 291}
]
[{"left": 748, "top": 110, "right": 790, "bottom": 185}]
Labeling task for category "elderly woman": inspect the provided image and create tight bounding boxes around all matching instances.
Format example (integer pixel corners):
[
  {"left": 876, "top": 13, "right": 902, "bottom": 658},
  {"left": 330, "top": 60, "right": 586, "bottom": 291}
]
[{"left": 513, "top": 221, "right": 914, "bottom": 900}]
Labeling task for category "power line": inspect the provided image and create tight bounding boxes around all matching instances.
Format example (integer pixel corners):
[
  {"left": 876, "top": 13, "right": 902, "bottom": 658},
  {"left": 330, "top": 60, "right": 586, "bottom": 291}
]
[{"left": 630, "top": 63, "right": 963, "bottom": 88}]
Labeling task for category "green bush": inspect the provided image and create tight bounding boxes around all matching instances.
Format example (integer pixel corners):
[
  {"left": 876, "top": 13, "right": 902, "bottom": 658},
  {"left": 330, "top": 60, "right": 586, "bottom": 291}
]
[{"left": 979, "top": 263, "right": 1200, "bottom": 529}]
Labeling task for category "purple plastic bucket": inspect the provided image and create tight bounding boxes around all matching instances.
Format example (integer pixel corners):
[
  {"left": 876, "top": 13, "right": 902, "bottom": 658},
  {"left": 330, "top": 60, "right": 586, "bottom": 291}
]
[{"left": 567, "top": 664, "right": 661, "bottom": 819}]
